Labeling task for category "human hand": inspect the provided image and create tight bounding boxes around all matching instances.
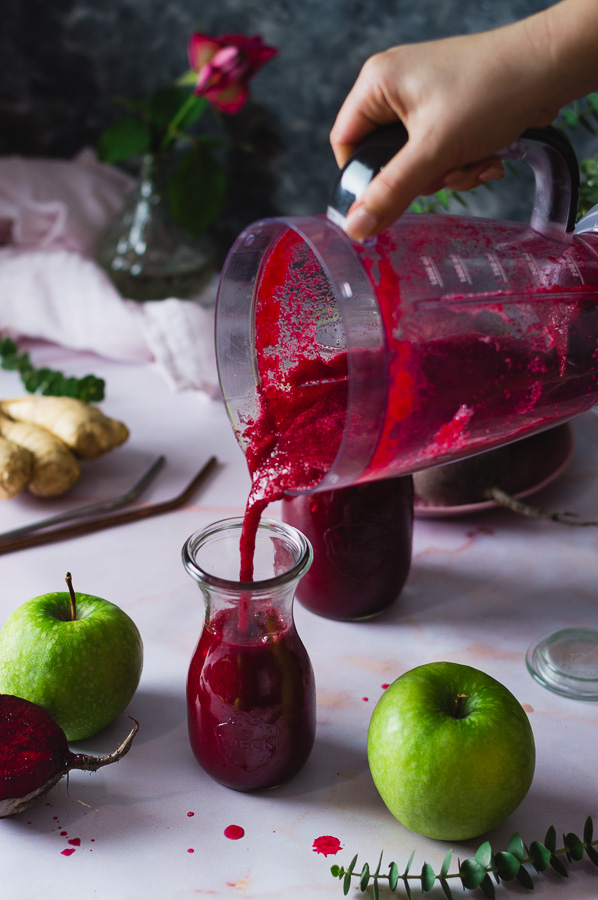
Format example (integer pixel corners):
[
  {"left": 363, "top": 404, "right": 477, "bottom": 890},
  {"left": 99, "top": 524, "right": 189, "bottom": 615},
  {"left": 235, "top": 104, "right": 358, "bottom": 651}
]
[{"left": 330, "top": 21, "right": 560, "bottom": 240}]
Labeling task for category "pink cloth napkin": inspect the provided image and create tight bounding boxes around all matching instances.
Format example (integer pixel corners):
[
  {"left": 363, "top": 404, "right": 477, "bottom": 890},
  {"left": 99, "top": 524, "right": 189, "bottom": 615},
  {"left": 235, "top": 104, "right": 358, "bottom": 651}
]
[{"left": 0, "top": 150, "right": 220, "bottom": 396}]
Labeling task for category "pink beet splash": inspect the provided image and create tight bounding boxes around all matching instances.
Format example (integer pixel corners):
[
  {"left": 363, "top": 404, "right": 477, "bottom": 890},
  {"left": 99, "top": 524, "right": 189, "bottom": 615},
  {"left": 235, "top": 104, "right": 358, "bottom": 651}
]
[{"left": 313, "top": 835, "right": 343, "bottom": 856}]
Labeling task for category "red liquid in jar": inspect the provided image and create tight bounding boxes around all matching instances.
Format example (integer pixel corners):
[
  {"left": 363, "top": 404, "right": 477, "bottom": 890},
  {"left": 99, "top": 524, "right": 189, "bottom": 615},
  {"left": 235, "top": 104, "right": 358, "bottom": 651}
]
[
  {"left": 282, "top": 477, "right": 413, "bottom": 619},
  {"left": 187, "top": 607, "right": 316, "bottom": 791}
]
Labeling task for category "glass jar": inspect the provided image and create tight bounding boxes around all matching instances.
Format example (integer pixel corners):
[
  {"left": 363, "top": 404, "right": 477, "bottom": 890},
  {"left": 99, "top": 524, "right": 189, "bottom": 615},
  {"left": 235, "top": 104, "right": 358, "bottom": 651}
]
[
  {"left": 96, "top": 152, "right": 215, "bottom": 302},
  {"left": 282, "top": 476, "right": 413, "bottom": 620},
  {"left": 182, "top": 517, "right": 316, "bottom": 791}
]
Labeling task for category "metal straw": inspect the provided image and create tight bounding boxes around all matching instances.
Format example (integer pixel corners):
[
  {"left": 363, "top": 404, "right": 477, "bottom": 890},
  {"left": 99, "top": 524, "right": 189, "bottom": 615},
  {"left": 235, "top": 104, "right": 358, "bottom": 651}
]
[
  {"left": 0, "top": 455, "right": 166, "bottom": 543},
  {"left": 0, "top": 456, "right": 218, "bottom": 556}
]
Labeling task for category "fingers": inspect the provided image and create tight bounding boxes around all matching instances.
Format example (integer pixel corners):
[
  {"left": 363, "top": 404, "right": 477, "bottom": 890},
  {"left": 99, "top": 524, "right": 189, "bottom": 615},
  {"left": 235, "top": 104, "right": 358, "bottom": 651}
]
[
  {"left": 343, "top": 139, "right": 442, "bottom": 241},
  {"left": 442, "top": 158, "right": 505, "bottom": 191},
  {"left": 330, "top": 53, "right": 400, "bottom": 168},
  {"left": 343, "top": 146, "right": 507, "bottom": 242}
]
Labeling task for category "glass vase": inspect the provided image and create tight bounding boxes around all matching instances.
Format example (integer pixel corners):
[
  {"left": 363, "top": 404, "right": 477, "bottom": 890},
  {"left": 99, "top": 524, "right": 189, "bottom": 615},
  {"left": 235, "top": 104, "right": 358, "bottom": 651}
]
[
  {"left": 182, "top": 517, "right": 316, "bottom": 791},
  {"left": 96, "top": 152, "right": 215, "bottom": 302}
]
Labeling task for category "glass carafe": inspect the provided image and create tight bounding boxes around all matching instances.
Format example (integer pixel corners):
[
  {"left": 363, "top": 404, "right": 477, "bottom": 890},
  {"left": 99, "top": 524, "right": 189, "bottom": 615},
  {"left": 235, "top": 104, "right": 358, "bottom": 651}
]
[{"left": 182, "top": 517, "right": 316, "bottom": 790}]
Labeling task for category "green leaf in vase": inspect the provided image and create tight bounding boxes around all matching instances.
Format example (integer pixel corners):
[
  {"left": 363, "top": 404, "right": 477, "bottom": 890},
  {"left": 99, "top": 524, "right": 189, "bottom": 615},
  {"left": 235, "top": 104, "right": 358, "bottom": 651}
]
[
  {"left": 96, "top": 117, "right": 152, "bottom": 163},
  {"left": 169, "top": 143, "right": 226, "bottom": 237}
]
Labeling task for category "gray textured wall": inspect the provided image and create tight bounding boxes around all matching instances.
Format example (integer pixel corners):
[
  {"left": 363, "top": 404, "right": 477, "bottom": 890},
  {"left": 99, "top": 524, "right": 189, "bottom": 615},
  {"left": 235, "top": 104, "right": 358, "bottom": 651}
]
[{"left": 1, "top": 0, "right": 582, "bottom": 249}]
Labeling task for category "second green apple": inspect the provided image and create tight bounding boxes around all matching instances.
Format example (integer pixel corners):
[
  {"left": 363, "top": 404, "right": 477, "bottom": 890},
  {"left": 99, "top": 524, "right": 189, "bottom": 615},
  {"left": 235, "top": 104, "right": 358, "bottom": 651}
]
[{"left": 367, "top": 661, "right": 535, "bottom": 840}]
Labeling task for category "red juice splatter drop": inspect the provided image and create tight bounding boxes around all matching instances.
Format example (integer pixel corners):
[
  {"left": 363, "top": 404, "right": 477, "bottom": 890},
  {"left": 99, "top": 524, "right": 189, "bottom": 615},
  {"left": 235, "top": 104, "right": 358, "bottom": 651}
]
[
  {"left": 68, "top": 838, "right": 81, "bottom": 847},
  {"left": 224, "top": 824, "right": 245, "bottom": 840},
  {"left": 187, "top": 811, "right": 195, "bottom": 817},
  {"left": 187, "top": 848, "right": 195, "bottom": 853},
  {"left": 313, "top": 835, "right": 343, "bottom": 856},
  {"left": 61, "top": 848, "right": 76, "bottom": 857},
  {"left": 381, "top": 683, "right": 390, "bottom": 689},
  {"left": 362, "top": 697, "right": 368, "bottom": 702},
  {"left": 60, "top": 831, "right": 67, "bottom": 836}
]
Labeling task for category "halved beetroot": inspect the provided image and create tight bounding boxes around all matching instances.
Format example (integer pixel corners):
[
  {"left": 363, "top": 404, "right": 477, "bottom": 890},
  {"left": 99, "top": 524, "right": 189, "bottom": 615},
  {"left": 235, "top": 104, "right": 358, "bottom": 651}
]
[{"left": 0, "top": 694, "right": 138, "bottom": 817}]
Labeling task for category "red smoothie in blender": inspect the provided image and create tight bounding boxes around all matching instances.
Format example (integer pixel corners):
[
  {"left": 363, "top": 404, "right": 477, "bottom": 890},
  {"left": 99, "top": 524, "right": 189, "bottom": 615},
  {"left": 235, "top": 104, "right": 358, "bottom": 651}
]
[{"left": 232, "top": 215, "right": 598, "bottom": 583}]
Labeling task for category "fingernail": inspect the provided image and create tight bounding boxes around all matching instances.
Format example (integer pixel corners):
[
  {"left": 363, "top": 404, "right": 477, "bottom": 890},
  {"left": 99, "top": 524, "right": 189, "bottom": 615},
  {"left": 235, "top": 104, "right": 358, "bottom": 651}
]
[
  {"left": 344, "top": 204, "right": 382, "bottom": 242},
  {"left": 478, "top": 165, "right": 505, "bottom": 183}
]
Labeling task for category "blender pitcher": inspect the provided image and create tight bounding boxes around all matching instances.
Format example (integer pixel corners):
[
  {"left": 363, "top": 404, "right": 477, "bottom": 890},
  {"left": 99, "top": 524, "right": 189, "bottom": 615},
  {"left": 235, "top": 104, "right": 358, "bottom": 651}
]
[{"left": 216, "top": 124, "right": 598, "bottom": 492}]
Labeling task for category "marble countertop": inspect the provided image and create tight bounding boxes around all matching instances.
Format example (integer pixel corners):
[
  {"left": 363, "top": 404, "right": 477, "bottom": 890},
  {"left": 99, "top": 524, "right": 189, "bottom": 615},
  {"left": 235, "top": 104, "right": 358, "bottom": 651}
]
[{"left": 0, "top": 342, "right": 597, "bottom": 900}]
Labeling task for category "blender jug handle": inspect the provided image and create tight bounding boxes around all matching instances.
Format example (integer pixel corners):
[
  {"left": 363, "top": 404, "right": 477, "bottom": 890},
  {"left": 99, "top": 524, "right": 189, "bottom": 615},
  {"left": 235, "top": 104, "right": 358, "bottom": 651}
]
[
  {"left": 327, "top": 122, "right": 580, "bottom": 242},
  {"left": 502, "top": 125, "right": 580, "bottom": 241}
]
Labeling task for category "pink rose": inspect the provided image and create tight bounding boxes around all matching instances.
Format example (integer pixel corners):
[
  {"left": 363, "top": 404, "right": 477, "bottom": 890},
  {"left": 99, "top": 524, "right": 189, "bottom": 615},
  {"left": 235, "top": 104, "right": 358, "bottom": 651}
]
[{"left": 188, "top": 33, "right": 277, "bottom": 113}]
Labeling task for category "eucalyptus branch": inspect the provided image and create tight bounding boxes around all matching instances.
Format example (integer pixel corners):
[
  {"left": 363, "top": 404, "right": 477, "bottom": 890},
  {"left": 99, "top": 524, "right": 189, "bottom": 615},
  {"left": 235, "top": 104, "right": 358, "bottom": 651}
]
[
  {"left": 331, "top": 816, "right": 598, "bottom": 898},
  {"left": 0, "top": 335, "right": 105, "bottom": 402}
]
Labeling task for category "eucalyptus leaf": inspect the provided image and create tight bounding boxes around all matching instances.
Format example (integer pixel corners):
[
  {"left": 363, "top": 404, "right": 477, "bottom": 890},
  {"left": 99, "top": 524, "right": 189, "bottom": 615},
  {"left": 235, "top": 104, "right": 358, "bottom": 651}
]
[
  {"left": 359, "top": 863, "right": 370, "bottom": 891},
  {"left": 475, "top": 842, "right": 492, "bottom": 868},
  {"left": 96, "top": 117, "right": 152, "bottom": 162},
  {"left": 459, "top": 858, "right": 487, "bottom": 890},
  {"left": 439, "top": 849, "right": 452, "bottom": 879},
  {"left": 372, "top": 877, "right": 379, "bottom": 900},
  {"left": 169, "top": 144, "right": 226, "bottom": 237},
  {"left": 529, "top": 841, "right": 551, "bottom": 872},
  {"left": 388, "top": 862, "right": 399, "bottom": 892},
  {"left": 565, "top": 832, "right": 584, "bottom": 862},
  {"left": 544, "top": 826, "right": 557, "bottom": 853},
  {"left": 493, "top": 851, "right": 520, "bottom": 880},
  {"left": 347, "top": 855, "right": 358, "bottom": 876},
  {"left": 585, "top": 816, "right": 595, "bottom": 845},
  {"left": 420, "top": 862, "right": 435, "bottom": 892},
  {"left": 507, "top": 832, "right": 526, "bottom": 861}
]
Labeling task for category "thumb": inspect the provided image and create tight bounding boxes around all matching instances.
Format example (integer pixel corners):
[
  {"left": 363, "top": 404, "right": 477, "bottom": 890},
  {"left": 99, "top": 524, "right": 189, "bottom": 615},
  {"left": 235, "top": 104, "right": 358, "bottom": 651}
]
[{"left": 343, "top": 139, "right": 446, "bottom": 241}]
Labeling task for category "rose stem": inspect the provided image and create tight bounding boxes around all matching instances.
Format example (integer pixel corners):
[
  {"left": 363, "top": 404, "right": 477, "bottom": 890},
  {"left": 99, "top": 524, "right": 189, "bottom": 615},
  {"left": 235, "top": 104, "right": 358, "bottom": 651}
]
[{"left": 65, "top": 572, "right": 77, "bottom": 621}]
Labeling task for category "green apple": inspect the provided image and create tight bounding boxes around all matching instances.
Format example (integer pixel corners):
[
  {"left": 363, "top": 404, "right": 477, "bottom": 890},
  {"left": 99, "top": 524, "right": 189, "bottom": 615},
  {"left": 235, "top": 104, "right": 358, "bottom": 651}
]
[
  {"left": 367, "top": 661, "right": 535, "bottom": 841},
  {"left": 0, "top": 574, "right": 143, "bottom": 741}
]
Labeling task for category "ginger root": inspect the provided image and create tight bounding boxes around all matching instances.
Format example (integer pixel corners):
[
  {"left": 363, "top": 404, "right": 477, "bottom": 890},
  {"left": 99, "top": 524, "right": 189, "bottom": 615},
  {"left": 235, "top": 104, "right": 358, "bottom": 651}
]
[
  {"left": 0, "top": 396, "right": 129, "bottom": 460},
  {"left": 0, "top": 413, "right": 80, "bottom": 498},
  {"left": 0, "top": 436, "right": 33, "bottom": 500}
]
